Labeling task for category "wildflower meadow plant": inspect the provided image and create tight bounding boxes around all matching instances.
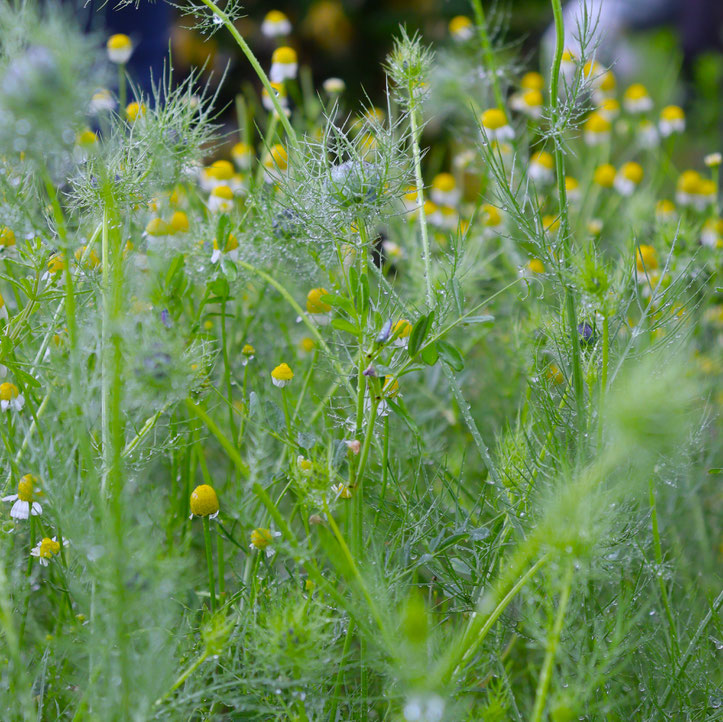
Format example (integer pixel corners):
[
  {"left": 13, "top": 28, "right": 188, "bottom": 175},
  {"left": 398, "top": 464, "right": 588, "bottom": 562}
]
[{"left": 0, "top": 1, "right": 720, "bottom": 720}]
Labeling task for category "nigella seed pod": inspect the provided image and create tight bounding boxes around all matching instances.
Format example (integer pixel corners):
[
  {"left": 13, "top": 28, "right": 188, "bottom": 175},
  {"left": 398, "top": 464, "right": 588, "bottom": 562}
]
[{"left": 577, "top": 322, "right": 595, "bottom": 346}]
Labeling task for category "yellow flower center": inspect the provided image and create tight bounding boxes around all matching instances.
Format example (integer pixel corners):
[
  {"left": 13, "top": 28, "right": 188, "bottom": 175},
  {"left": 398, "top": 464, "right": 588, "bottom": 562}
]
[
  {"left": 272, "top": 46, "right": 297, "bottom": 65},
  {"left": 449, "top": 16, "right": 472, "bottom": 35},
  {"left": 620, "top": 162, "right": 644, "bottom": 184},
  {"left": 38, "top": 538, "right": 61, "bottom": 559},
  {"left": 208, "top": 160, "right": 234, "bottom": 180},
  {"left": 0, "top": 227, "right": 15, "bottom": 246},
  {"left": 242, "top": 343, "right": 255, "bottom": 356},
  {"left": 624, "top": 84, "right": 649, "bottom": 101},
  {"left": 481, "top": 108, "right": 508, "bottom": 130},
  {"left": 593, "top": 164, "right": 616, "bottom": 188},
  {"left": 432, "top": 173, "right": 455, "bottom": 192},
  {"left": 521, "top": 71, "right": 544, "bottom": 90},
  {"left": 0, "top": 382, "right": 18, "bottom": 402},
  {"left": 18, "top": 474, "right": 36, "bottom": 502},
  {"left": 531, "top": 151, "right": 554, "bottom": 170},
  {"left": 482, "top": 203, "right": 502, "bottom": 226},
  {"left": 251, "top": 527, "right": 273, "bottom": 549},
  {"left": 107, "top": 34, "right": 131, "bottom": 51},
  {"left": 264, "top": 10, "right": 288, "bottom": 24},
  {"left": 585, "top": 112, "right": 611, "bottom": 134},
  {"left": 306, "top": 287, "right": 331, "bottom": 314},
  {"left": 125, "top": 102, "right": 146, "bottom": 122},
  {"left": 271, "top": 363, "right": 294, "bottom": 381},
  {"left": 170, "top": 211, "right": 189, "bottom": 233},
  {"left": 211, "top": 185, "right": 234, "bottom": 200},
  {"left": 189, "top": 484, "right": 219, "bottom": 517},
  {"left": 47, "top": 254, "right": 66, "bottom": 274},
  {"left": 661, "top": 105, "right": 684, "bottom": 122},
  {"left": 636, "top": 245, "right": 658, "bottom": 272},
  {"left": 301, "top": 337, "right": 315, "bottom": 352},
  {"left": 522, "top": 89, "right": 543, "bottom": 107},
  {"left": 528, "top": 259, "right": 545, "bottom": 274}
]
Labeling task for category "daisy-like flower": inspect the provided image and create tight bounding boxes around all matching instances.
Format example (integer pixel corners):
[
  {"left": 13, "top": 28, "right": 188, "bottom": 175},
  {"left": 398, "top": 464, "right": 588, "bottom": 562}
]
[
  {"left": 76, "top": 128, "right": 98, "bottom": 148},
  {"left": 323, "top": 77, "right": 345, "bottom": 95},
  {"left": 297, "top": 455, "right": 312, "bottom": 476},
  {"left": 614, "top": 162, "right": 644, "bottom": 196},
  {"left": 401, "top": 186, "right": 418, "bottom": 214},
  {"left": 675, "top": 170, "right": 712, "bottom": 210},
  {"left": 655, "top": 199, "right": 676, "bottom": 222},
  {"left": 422, "top": 200, "right": 442, "bottom": 228},
  {"left": 31, "top": 536, "right": 68, "bottom": 566},
  {"left": 42, "top": 253, "right": 66, "bottom": 283},
  {"left": 106, "top": 34, "right": 133, "bottom": 64},
  {"left": 565, "top": 176, "right": 581, "bottom": 202},
  {"left": 635, "top": 244, "right": 658, "bottom": 282},
  {"left": 637, "top": 119, "right": 659, "bottom": 149},
  {"left": 592, "top": 69, "right": 616, "bottom": 103},
  {"left": 300, "top": 337, "right": 315, "bottom": 353},
  {"left": 481, "top": 203, "right": 503, "bottom": 230},
  {"left": 189, "top": 484, "right": 219, "bottom": 519},
  {"left": 271, "top": 363, "right": 293, "bottom": 388},
  {"left": 529, "top": 151, "right": 554, "bottom": 184},
  {"left": 3, "top": 474, "right": 40, "bottom": 519},
  {"left": 659, "top": 105, "right": 685, "bottom": 137},
  {"left": 262, "top": 144, "right": 288, "bottom": 183},
  {"left": 231, "top": 142, "right": 254, "bottom": 170},
  {"left": 144, "top": 217, "right": 172, "bottom": 238},
  {"left": 331, "top": 483, "right": 352, "bottom": 499},
  {"left": 449, "top": 15, "right": 474, "bottom": 42},
  {"left": 90, "top": 88, "right": 115, "bottom": 113},
  {"left": 430, "top": 173, "right": 460, "bottom": 207},
  {"left": 125, "top": 101, "right": 146, "bottom": 123},
  {"left": 521, "top": 71, "right": 544, "bottom": 91},
  {"left": 250, "top": 527, "right": 281, "bottom": 557},
  {"left": 393, "top": 319, "right": 413, "bottom": 348},
  {"left": 0, "top": 291, "right": 7, "bottom": 321},
  {"left": 704, "top": 152, "right": 722, "bottom": 168},
  {"left": 510, "top": 88, "right": 543, "bottom": 118},
  {"left": 261, "top": 9, "right": 291, "bottom": 38},
  {"left": 270, "top": 46, "right": 298, "bottom": 83},
  {"left": 306, "top": 288, "right": 332, "bottom": 326},
  {"left": 208, "top": 185, "right": 235, "bottom": 214},
  {"left": 527, "top": 258, "right": 545, "bottom": 274},
  {"left": 261, "top": 82, "right": 289, "bottom": 113},
  {"left": 241, "top": 343, "right": 255, "bottom": 365},
  {"left": 593, "top": 163, "right": 616, "bottom": 189},
  {"left": 169, "top": 211, "right": 189, "bottom": 234},
  {"left": 0, "top": 226, "right": 16, "bottom": 249},
  {"left": 700, "top": 218, "right": 723, "bottom": 249},
  {"left": 598, "top": 97, "right": 620, "bottom": 121},
  {"left": 200, "top": 159, "right": 235, "bottom": 192},
  {"left": 583, "top": 112, "right": 611, "bottom": 146},
  {"left": 480, "top": 109, "right": 514, "bottom": 142},
  {"left": 623, "top": 84, "right": 653, "bottom": 114}
]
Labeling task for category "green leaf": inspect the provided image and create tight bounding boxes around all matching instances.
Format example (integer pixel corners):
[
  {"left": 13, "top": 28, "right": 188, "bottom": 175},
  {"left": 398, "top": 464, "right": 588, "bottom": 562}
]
[
  {"left": 437, "top": 340, "right": 464, "bottom": 371},
  {"left": 421, "top": 341, "right": 439, "bottom": 366},
  {"left": 331, "top": 318, "right": 359, "bottom": 336},
  {"left": 451, "top": 278, "right": 464, "bottom": 315},
  {"left": 408, "top": 312, "right": 434, "bottom": 358},
  {"left": 209, "top": 277, "right": 230, "bottom": 300},
  {"left": 463, "top": 315, "right": 494, "bottom": 325},
  {"left": 320, "top": 293, "right": 354, "bottom": 315},
  {"left": 357, "top": 273, "right": 370, "bottom": 314}
]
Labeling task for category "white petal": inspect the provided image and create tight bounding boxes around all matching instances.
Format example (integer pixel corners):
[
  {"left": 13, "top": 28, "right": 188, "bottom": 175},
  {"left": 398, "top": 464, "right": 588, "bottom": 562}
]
[
  {"left": 2, "top": 494, "right": 18, "bottom": 502},
  {"left": 11, "top": 500, "right": 29, "bottom": 519},
  {"left": 31, "top": 501, "right": 42, "bottom": 516}
]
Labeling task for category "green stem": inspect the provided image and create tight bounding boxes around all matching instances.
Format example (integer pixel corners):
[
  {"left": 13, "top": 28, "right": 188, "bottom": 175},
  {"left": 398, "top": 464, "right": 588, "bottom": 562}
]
[
  {"left": 220, "top": 301, "right": 236, "bottom": 441},
  {"left": 530, "top": 564, "right": 574, "bottom": 722},
  {"left": 469, "top": 0, "right": 504, "bottom": 109},
  {"left": 202, "top": 516, "right": 216, "bottom": 612}
]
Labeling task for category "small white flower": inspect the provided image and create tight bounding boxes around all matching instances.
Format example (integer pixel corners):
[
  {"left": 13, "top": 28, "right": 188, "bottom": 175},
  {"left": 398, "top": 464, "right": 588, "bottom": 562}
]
[
  {"left": 0, "top": 382, "right": 24, "bottom": 412},
  {"left": 30, "top": 536, "right": 68, "bottom": 566},
  {"left": 261, "top": 10, "right": 291, "bottom": 38},
  {"left": 3, "top": 474, "right": 41, "bottom": 520}
]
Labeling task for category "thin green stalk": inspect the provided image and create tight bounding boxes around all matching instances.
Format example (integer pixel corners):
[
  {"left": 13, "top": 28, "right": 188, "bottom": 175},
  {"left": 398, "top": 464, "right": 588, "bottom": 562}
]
[
  {"left": 217, "top": 526, "right": 226, "bottom": 602},
  {"left": 202, "top": 516, "right": 216, "bottom": 612},
  {"left": 649, "top": 478, "right": 679, "bottom": 660},
  {"left": 328, "top": 619, "right": 355, "bottom": 722},
  {"left": 355, "top": 397, "right": 379, "bottom": 553},
  {"left": 197, "top": 0, "right": 297, "bottom": 148},
  {"left": 548, "top": 0, "right": 586, "bottom": 446},
  {"left": 407, "top": 80, "right": 434, "bottom": 307},
  {"left": 531, "top": 564, "right": 574, "bottom": 722},
  {"left": 220, "top": 301, "right": 236, "bottom": 441},
  {"left": 469, "top": 0, "right": 504, "bottom": 109}
]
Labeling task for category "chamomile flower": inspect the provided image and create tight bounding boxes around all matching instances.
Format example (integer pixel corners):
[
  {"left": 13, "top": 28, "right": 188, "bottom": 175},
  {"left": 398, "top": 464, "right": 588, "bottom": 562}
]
[
  {"left": 481, "top": 203, "right": 503, "bottom": 230},
  {"left": 598, "top": 97, "right": 620, "bottom": 121},
  {"left": 565, "top": 176, "right": 581, "bottom": 202},
  {"left": 449, "top": 15, "right": 474, "bottom": 42},
  {"left": 521, "top": 71, "right": 544, "bottom": 91},
  {"left": 208, "top": 185, "right": 235, "bottom": 213},
  {"left": 704, "top": 152, "right": 722, "bottom": 168},
  {"left": 510, "top": 88, "right": 543, "bottom": 118},
  {"left": 297, "top": 455, "right": 312, "bottom": 476},
  {"left": 306, "top": 287, "right": 331, "bottom": 326},
  {"left": 701, "top": 218, "right": 723, "bottom": 248},
  {"left": 655, "top": 199, "right": 676, "bottom": 222},
  {"left": 169, "top": 211, "right": 189, "bottom": 234},
  {"left": 144, "top": 217, "right": 171, "bottom": 238},
  {"left": 623, "top": 84, "right": 653, "bottom": 114},
  {"left": 270, "top": 46, "right": 298, "bottom": 83},
  {"left": 3, "top": 474, "right": 40, "bottom": 519},
  {"left": 300, "top": 337, "right": 315, "bottom": 353},
  {"left": 241, "top": 343, "right": 255, "bottom": 364},
  {"left": 106, "top": 34, "right": 133, "bottom": 64},
  {"left": 261, "top": 10, "right": 291, "bottom": 38},
  {"left": 592, "top": 69, "right": 616, "bottom": 103},
  {"left": 262, "top": 144, "right": 288, "bottom": 183},
  {"left": 250, "top": 527, "right": 281, "bottom": 556},
  {"left": 635, "top": 244, "right": 658, "bottom": 282},
  {"left": 211, "top": 233, "right": 239, "bottom": 263},
  {"left": 529, "top": 151, "right": 554, "bottom": 184},
  {"left": 331, "top": 483, "right": 353, "bottom": 499},
  {"left": 393, "top": 319, "right": 413, "bottom": 348},
  {"left": 637, "top": 119, "right": 659, "bottom": 148},
  {"left": 31, "top": 536, "right": 68, "bottom": 566},
  {"left": 614, "top": 162, "right": 644, "bottom": 196},
  {"left": 189, "top": 484, "right": 219, "bottom": 519},
  {"left": 125, "top": 101, "right": 146, "bottom": 123},
  {"left": 200, "top": 159, "right": 235, "bottom": 191},
  {"left": 261, "top": 82, "right": 289, "bottom": 113},
  {"left": 593, "top": 163, "right": 616, "bottom": 189},
  {"left": 90, "top": 88, "right": 115, "bottom": 113},
  {"left": 271, "top": 363, "right": 293, "bottom": 388},
  {"left": 480, "top": 109, "right": 514, "bottom": 141},
  {"left": 659, "top": 105, "right": 685, "bottom": 137},
  {"left": 423, "top": 200, "right": 442, "bottom": 227},
  {"left": 560, "top": 49, "right": 577, "bottom": 82},
  {"left": 0, "top": 226, "right": 15, "bottom": 248},
  {"left": 322, "top": 77, "right": 345, "bottom": 95},
  {"left": 402, "top": 186, "right": 418, "bottom": 214},
  {"left": 583, "top": 112, "right": 611, "bottom": 145},
  {"left": 430, "top": 173, "right": 460, "bottom": 206},
  {"left": 231, "top": 142, "right": 254, "bottom": 170},
  {"left": 527, "top": 258, "right": 545, "bottom": 274}
]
